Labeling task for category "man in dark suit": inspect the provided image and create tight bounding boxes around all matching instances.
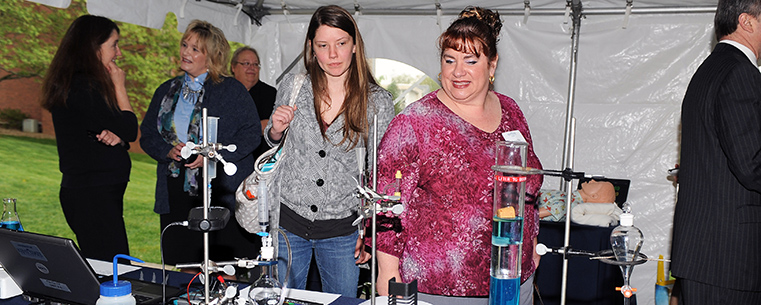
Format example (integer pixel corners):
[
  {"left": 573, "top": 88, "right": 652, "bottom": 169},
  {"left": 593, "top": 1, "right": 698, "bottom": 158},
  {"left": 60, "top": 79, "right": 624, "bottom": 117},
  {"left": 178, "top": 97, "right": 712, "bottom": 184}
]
[{"left": 672, "top": 0, "right": 761, "bottom": 303}]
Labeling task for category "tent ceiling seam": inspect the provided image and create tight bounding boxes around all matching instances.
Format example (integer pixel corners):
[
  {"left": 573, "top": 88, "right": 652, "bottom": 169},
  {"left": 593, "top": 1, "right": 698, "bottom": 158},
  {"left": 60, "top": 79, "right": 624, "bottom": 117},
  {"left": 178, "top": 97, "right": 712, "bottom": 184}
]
[
  {"left": 175, "top": 1, "right": 717, "bottom": 27},
  {"left": 257, "top": 6, "right": 716, "bottom": 18}
]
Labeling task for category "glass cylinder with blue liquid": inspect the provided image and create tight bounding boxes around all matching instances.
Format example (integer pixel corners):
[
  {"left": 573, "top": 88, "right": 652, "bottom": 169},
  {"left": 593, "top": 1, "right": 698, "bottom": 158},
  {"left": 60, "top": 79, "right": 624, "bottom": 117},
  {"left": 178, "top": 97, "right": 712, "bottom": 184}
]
[
  {"left": 490, "top": 141, "right": 527, "bottom": 305},
  {"left": 1, "top": 198, "right": 23, "bottom": 231}
]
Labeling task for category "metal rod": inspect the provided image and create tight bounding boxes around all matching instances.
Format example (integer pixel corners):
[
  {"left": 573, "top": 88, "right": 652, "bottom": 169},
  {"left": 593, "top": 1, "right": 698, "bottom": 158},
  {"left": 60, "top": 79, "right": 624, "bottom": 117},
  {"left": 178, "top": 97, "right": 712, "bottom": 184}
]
[
  {"left": 560, "top": 118, "right": 576, "bottom": 305},
  {"left": 371, "top": 115, "right": 378, "bottom": 305},
  {"left": 202, "top": 108, "right": 210, "bottom": 305},
  {"left": 276, "top": 51, "right": 304, "bottom": 85},
  {"left": 373, "top": 115, "right": 378, "bottom": 194},
  {"left": 560, "top": 1, "right": 582, "bottom": 192},
  {"left": 573, "top": 6, "right": 715, "bottom": 15},
  {"left": 261, "top": 6, "right": 715, "bottom": 16}
]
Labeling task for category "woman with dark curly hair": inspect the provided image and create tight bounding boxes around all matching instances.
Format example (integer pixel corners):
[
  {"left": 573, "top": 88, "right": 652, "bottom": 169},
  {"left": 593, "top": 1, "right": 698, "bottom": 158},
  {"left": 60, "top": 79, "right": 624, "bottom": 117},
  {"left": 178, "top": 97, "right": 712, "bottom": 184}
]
[{"left": 374, "top": 7, "right": 543, "bottom": 305}]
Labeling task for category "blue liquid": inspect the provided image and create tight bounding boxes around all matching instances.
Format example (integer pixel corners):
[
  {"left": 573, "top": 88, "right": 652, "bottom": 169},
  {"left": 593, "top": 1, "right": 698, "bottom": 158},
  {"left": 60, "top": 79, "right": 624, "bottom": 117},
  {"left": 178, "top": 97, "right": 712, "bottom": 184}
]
[
  {"left": 491, "top": 216, "right": 522, "bottom": 303},
  {"left": 0, "top": 221, "right": 23, "bottom": 231},
  {"left": 489, "top": 276, "right": 520, "bottom": 305},
  {"left": 492, "top": 217, "right": 523, "bottom": 246}
]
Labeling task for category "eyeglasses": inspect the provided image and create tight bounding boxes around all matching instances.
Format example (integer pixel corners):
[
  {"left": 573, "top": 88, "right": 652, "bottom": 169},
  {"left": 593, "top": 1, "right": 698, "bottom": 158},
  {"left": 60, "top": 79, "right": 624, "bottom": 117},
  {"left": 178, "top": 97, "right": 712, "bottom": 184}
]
[{"left": 236, "top": 61, "right": 260, "bottom": 68}]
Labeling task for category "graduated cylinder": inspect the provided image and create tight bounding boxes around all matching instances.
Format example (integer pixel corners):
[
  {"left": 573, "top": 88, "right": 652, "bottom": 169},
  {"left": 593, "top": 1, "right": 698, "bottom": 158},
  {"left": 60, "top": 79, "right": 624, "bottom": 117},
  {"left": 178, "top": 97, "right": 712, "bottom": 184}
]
[{"left": 490, "top": 141, "right": 527, "bottom": 305}]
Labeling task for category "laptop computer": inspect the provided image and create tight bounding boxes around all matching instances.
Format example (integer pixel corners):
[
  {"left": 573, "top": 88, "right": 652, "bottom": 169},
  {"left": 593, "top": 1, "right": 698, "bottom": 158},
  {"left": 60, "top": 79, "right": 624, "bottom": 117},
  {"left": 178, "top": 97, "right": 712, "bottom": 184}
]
[{"left": 0, "top": 229, "right": 180, "bottom": 305}]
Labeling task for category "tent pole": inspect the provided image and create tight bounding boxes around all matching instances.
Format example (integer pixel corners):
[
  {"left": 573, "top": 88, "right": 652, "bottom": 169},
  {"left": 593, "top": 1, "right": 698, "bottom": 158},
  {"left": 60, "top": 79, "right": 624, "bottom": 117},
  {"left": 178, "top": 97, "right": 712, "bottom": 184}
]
[
  {"left": 560, "top": 119, "right": 576, "bottom": 305},
  {"left": 560, "top": 2, "right": 582, "bottom": 305},
  {"left": 276, "top": 51, "right": 305, "bottom": 84},
  {"left": 560, "top": 0, "right": 581, "bottom": 192}
]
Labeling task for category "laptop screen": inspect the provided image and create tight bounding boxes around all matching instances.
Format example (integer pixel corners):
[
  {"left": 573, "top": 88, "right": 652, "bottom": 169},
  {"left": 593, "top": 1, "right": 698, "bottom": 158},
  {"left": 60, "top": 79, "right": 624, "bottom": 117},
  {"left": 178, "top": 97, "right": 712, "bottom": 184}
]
[{"left": 0, "top": 229, "right": 101, "bottom": 304}]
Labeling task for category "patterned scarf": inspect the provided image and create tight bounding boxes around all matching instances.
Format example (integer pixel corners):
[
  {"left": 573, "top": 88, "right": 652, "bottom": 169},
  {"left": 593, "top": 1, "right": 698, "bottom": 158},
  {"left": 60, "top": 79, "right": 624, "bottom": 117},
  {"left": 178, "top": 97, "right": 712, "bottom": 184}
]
[{"left": 156, "top": 76, "right": 206, "bottom": 196}]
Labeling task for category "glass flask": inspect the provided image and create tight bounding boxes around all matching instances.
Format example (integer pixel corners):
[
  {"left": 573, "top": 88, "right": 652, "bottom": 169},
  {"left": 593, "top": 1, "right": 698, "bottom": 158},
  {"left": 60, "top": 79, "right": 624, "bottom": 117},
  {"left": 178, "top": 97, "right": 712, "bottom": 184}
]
[
  {"left": 610, "top": 204, "right": 643, "bottom": 303},
  {"left": 249, "top": 263, "right": 281, "bottom": 305},
  {"left": 1, "top": 198, "right": 23, "bottom": 231}
]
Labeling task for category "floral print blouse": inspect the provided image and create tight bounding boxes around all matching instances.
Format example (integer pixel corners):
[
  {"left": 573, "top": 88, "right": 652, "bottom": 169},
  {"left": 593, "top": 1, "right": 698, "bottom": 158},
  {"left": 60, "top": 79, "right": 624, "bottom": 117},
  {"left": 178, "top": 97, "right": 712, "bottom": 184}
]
[{"left": 374, "top": 90, "right": 543, "bottom": 296}]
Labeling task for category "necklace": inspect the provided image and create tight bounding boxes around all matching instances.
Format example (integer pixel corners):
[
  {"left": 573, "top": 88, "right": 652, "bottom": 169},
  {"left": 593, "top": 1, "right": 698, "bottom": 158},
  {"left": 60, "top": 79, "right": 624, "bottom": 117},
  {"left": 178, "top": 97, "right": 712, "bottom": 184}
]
[{"left": 181, "top": 82, "right": 202, "bottom": 100}]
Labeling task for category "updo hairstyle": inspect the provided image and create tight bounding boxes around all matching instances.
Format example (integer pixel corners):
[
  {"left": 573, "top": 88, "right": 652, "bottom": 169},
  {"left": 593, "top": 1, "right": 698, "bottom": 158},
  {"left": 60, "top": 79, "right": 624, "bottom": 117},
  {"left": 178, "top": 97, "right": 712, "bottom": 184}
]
[{"left": 438, "top": 6, "right": 502, "bottom": 61}]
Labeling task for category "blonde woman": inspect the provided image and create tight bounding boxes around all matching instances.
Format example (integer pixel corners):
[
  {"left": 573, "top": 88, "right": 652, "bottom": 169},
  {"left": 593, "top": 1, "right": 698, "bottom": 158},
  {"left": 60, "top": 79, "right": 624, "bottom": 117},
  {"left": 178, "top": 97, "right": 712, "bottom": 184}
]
[{"left": 140, "top": 20, "right": 261, "bottom": 268}]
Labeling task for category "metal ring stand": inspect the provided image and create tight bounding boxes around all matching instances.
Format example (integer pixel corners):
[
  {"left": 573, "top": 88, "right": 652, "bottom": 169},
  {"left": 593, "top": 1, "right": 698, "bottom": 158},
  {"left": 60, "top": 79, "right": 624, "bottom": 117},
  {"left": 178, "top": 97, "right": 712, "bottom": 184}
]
[{"left": 593, "top": 250, "right": 648, "bottom": 267}]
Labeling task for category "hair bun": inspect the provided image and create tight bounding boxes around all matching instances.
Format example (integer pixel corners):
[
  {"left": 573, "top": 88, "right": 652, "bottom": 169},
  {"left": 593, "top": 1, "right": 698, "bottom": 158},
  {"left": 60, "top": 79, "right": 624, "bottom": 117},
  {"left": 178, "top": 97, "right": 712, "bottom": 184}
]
[{"left": 458, "top": 6, "right": 502, "bottom": 38}]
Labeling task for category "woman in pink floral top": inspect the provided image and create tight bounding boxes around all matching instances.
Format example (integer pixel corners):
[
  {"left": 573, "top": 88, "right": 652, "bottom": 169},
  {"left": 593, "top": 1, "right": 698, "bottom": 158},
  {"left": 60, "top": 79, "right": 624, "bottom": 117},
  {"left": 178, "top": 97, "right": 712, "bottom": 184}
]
[{"left": 373, "top": 6, "right": 543, "bottom": 304}]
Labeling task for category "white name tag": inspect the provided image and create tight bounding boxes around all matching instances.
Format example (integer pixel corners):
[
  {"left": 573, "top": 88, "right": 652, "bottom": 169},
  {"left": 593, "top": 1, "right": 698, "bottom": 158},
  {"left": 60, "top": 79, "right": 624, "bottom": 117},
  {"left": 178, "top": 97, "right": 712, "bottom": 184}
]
[{"left": 501, "top": 130, "right": 527, "bottom": 143}]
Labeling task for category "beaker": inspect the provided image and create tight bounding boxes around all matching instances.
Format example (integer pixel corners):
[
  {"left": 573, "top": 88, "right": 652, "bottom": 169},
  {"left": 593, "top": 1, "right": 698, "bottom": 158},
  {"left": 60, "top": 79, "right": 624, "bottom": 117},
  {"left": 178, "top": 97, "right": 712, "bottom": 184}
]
[
  {"left": 489, "top": 141, "right": 527, "bottom": 305},
  {"left": 204, "top": 116, "right": 219, "bottom": 180}
]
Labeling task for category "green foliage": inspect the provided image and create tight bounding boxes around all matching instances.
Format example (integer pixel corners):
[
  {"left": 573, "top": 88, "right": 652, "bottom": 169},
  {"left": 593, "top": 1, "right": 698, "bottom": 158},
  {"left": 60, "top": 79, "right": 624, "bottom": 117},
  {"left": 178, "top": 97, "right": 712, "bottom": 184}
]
[
  {"left": 421, "top": 76, "right": 441, "bottom": 92},
  {"left": 391, "top": 74, "right": 414, "bottom": 84},
  {"left": 0, "top": 135, "right": 161, "bottom": 263},
  {"left": 229, "top": 41, "right": 246, "bottom": 58},
  {"left": 386, "top": 82, "right": 400, "bottom": 101},
  {"left": 0, "top": 108, "right": 29, "bottom": 130},
  {"left": 0, "top": 0, "right": 84, "bottom": 81},
  {"left": 0, "top": 0, "right": 184, "bottom": 118},
  {"left": 116, "top": 14, "right": 183, "bottom": 117},
  {"left": 383, "top": 74, "right": 440, "bottom": 114}
]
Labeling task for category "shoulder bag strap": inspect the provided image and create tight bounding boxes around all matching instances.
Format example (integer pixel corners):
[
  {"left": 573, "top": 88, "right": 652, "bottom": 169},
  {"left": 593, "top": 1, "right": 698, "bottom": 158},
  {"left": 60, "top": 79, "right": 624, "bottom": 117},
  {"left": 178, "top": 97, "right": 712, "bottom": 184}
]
[{"left": 281, "top": 73, "right": 306, "bottom": 140}]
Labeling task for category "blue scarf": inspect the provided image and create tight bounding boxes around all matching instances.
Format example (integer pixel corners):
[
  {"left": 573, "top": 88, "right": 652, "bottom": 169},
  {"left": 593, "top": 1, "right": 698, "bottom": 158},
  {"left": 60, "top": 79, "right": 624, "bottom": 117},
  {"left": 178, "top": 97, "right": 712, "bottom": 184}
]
[{"left": 156, "top": 74, "right": 206, "bottom": 196}]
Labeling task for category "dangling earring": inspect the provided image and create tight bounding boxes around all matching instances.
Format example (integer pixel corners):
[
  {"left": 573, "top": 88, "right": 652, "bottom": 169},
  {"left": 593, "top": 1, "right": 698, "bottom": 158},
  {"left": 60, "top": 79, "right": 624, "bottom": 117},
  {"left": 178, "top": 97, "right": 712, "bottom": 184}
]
[
  {"left": 437, "top": 72, "right": 442, "bottom": 82},
  {"left": 489, "top": 75, "right": 495, "bottom": 85}
]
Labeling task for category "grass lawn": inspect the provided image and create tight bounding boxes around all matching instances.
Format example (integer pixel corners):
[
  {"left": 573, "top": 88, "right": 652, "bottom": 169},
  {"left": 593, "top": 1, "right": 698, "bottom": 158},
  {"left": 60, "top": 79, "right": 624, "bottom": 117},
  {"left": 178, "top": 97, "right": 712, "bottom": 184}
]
[{"left": 0, "top": 134, "right": 162, "bottom": 263}]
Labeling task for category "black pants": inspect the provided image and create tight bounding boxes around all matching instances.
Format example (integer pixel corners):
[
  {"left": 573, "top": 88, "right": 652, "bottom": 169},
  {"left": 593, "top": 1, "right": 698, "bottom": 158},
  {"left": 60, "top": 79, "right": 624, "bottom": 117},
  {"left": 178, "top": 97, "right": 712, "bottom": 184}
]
[
  {"left": 60, "top": 183, "right": 130, "bottom": 262},
  {"left": 160, "top": 169, "right": 261, "bottom": 267},
  {"left": 677, "top": 278, "right": 761, "bottom": 305}
]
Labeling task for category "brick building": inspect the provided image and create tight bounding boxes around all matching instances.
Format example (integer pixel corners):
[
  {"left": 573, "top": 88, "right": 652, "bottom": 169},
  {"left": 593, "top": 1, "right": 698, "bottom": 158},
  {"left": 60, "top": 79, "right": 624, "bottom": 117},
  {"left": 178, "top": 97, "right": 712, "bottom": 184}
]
[
  {"left": 0, "top": 70, "right": 53, "bottom": 136},
  {"left": 0, "top": 69, "right": 144, "bottom": 153}
]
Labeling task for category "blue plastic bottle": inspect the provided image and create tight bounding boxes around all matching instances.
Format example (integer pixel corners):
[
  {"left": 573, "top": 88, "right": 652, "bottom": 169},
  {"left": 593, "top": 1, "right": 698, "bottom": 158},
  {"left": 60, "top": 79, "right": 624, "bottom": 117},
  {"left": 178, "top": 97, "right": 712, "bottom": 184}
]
[{"left": 96, "top": 254, "right": 144, "bottom": 305}]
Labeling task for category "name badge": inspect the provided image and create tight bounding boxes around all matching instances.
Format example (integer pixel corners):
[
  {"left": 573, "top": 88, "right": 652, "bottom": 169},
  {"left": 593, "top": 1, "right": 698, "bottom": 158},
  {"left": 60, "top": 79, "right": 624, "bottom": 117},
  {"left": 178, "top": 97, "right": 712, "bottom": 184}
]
[{"left": 501, "top": 130, "right": 527, "bottom": 143}]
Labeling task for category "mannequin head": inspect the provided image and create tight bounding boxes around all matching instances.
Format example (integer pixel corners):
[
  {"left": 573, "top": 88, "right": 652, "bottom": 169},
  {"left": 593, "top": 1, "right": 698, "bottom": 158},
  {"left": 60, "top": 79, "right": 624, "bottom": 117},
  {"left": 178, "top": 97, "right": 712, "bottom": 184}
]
[{"left": 577, "top": 180, "right": 616, "bottom": 203}]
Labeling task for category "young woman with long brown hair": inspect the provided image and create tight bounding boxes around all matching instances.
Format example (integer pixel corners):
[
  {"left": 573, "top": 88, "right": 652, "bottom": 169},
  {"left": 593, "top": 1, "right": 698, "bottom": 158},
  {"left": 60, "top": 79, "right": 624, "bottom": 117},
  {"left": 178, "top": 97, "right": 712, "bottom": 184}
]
[{"left": 264, "top": 5, "right": 395, "bottom": 297}]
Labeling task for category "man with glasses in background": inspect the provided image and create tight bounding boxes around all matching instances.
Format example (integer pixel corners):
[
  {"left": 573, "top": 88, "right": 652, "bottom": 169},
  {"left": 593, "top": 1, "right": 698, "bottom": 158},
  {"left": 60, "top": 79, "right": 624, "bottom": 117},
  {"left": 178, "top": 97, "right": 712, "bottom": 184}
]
[{"left": 231, "top": 46, "right": 277, "bottom": 159}]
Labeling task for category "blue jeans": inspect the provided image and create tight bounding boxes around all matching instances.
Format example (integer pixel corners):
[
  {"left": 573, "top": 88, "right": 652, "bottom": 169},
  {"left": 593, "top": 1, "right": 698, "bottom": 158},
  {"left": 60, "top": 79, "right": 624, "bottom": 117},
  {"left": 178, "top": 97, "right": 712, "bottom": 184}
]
[{"left": 276, "top": 228, "right": 360, "bottom": 297}]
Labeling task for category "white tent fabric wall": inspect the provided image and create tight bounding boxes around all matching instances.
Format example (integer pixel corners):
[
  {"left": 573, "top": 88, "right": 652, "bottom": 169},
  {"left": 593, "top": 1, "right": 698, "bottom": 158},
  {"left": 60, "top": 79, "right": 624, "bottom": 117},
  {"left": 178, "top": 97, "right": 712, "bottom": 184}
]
[
  {"left": 499, "top": 12, "right": 713, "bottom": 304},
  {"left": 248, "top": 14, "right": 452, "bottom": 84},
  {"left": 247, "top": 12, "right": 712, "bottom": 304}
]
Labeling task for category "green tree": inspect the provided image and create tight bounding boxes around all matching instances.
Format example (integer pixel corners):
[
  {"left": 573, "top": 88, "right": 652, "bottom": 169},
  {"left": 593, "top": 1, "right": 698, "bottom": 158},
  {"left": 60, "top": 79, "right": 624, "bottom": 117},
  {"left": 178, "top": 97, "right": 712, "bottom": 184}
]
[
  {"left": 0, "top": 0, "right": 184, "bottom": 117},
  {"left": 384, "top": 74, "right": 439, "bottom": 113},
  {"left": 117, "top": 16, "right": 183, "bottom": 116},
  {"left": 421, "top": 76, "right": 441, "bottom": 92},
  {"left": 386, "top": 82, "right": 400, "bottom": 101},
  {"left": 0, "top": 0, "right": 83, "bottom": 82}
]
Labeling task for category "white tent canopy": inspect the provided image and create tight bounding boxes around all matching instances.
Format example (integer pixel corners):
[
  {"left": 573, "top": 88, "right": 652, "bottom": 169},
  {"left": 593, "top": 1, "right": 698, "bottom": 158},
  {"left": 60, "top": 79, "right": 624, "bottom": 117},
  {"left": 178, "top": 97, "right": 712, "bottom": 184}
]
[{"left": 30, "top": 1, "right": 723, "bottom": 304}]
